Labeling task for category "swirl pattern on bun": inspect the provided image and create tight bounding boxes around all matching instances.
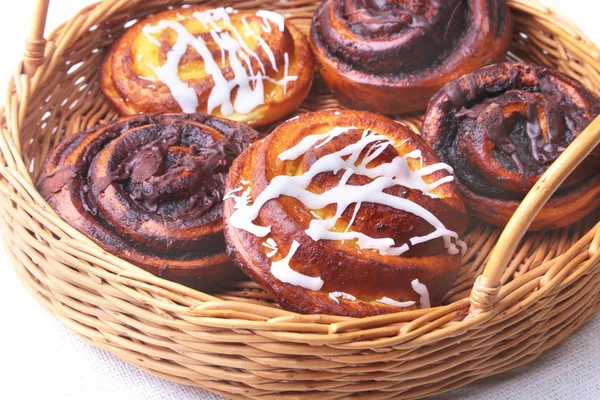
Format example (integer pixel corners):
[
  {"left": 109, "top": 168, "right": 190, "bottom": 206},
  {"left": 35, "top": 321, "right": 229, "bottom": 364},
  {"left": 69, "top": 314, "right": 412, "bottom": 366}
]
[
  {"left": 37, "top": 114, "right": 258, "bottom": 285},
  {"left": 310, "top": 0, "right": 512, "bottom": 114},
  {"left": 224, "top": 110, "right": 468, "bottom": 316},
  {"left": 423, "top": 62, "right": 600, "bottom": 230},
  {"left": 101, "top": 6, "right": 314, "bottom": 127}
]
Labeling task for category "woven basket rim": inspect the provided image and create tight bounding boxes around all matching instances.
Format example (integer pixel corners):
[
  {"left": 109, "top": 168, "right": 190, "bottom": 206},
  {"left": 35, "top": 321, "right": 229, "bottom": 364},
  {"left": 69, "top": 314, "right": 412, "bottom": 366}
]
[
  {"left": 0, "top": 0, "right": 597, "bottom": 329},
  {"left": 3, "top": 0, "right": 599, "bottom": 328}
]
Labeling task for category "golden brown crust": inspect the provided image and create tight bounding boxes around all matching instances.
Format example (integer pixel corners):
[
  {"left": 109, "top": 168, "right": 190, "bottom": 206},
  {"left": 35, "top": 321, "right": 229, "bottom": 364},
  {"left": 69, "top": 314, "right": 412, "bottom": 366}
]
[
  {"left": 309, "top": 0, "right": 512, "bottom": 114},
  {"left": 37, "top": 113, "right": 259, "bottom": 287},
  {"left": 100, "top": 6, "right": 314, "bottom": 127},
  {"left": 456, "top": 177, "right": 600, "bottom": 230},
  {"left": 422, "top": 62, "right": 600, "bottom": 230},
  {"left": 223, "top": 110, "right": 468, "bottom": 317}
]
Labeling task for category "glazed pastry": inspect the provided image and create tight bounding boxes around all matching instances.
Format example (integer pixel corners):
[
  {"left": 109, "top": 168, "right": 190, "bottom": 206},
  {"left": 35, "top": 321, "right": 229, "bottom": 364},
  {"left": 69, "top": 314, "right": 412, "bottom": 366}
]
[
  {"left": 310, "top": 0, "right": 512, "bottom": 114},
  {"left": 223, "top": 110, "right": 468, "bottom": 317},
  {"left": 37, "top": 114, "right": 258, "bottom": 286},
  {"left": 101, "top": 6, "right": 314, "bottom": 127},
  {"left": 423, "top": 62, "right": 600, "bottom": 230}
]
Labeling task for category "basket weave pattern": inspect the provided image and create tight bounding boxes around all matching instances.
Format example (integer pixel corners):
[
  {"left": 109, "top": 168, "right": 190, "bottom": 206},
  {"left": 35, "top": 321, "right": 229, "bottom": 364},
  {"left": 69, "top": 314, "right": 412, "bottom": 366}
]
[{"left": 1, "top": 0, "right": 600, "bottom": 399}]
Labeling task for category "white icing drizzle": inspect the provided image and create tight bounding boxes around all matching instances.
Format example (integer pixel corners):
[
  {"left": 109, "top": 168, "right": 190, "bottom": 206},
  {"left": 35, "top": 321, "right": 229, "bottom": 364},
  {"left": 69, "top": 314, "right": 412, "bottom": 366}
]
[
  {"left": 457, "top": 239, "right": 468, "bottom": 255},
  {"left": 228, "top": 126, "right": 467, "bottom": 295},
  {"left": 271, "top": 241, "right": 324, "bottom": 291},
  {"left": 326, "top": 279, "right": 431, "bottom": 309},
  {"left": 395, "top": 138, "right": 409, "bottom": 148},
  {"left": 328, "top": 291, "right": 356, "bottom": 303},
  {"left": 256, "top": 10, "right": 285, "bottom": 32},
  {"left": 241, "top": 17, "right": 278, "bottom": 72},
  {"left": 278, "top": 126, "right": 357, "bottom": 160},
  {"left": 230, "top": 127, "right": 462, "bottom": 256},
  {"left": 209, "top": 29, "right": 227, "bottom": 67},
  {"left": 198, "top": 10, "right": 265, "bottom": 75},
  {"left": 195, "top": 7, "right": 229, "bottom": 30},
  {"left": 411, "top": 279, "right": 430, "bottom": 309},
  {"left": 137, "top": 75, "right": 157, "bottom": 82},
  {"left": 143, "top": 20, "right": 210, "bottom": 113},
  {"left": 224, "top": 186, "right": 252, "bottom": 209},
  {"left": 140, "top": 7, "right": 296, "bottom": 115},
  {"left": 376, "top": 297, "right": 416, "bottom": 308},
  {"left": 281, "top": 53, "right": 292, "bottom": 95},
  {"left": 256, "top": 54, "right": 298, "bottom": 94},
  {"left": 142, "top": 24, "right": 162, "bottom": 47},
  {"left": 224, "top": 186, "right": 243, "bottom": 197},
  {"left": 262, "top": 238, "right": 279, "bottom": 258}
]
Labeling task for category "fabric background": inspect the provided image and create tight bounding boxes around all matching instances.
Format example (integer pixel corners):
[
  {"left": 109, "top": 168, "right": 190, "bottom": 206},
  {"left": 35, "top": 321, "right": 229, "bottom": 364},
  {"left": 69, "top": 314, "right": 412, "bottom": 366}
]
[{"left": 1, "top": 1, "right": 598, "bottom": 399}]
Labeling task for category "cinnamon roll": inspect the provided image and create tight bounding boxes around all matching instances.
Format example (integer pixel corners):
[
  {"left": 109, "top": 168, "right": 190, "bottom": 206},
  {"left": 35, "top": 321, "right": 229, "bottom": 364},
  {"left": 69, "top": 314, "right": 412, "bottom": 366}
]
[
  {"left": 310, "top": 0, "right": 512, "bottom": 114},
  {"left": 423, "top": 63, "right": 600, "bottom": 230},
  {"left": 223, "top": 110, "right": 468, "bottom": 316},
  {"left": 37, "top": 114, "right": 258, "bottom": 285},
  {"left": 101, "top": 6, "right": 314, "bottom": 127}
]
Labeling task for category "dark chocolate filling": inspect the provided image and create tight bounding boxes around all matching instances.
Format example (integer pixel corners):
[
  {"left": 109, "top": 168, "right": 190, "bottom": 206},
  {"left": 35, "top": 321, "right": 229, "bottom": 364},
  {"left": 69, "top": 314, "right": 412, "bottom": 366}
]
[
  {"left": 37, "top": 114, "right": 258, "bottom": 262},
  {"left": 432, "top": 63, "right": 600, "bottom": 200},
  {"left": 444, "top": 67, "right": 591, "bottom": 165},
  {"left": 91, "top": 124, "right": 240, "bottom": 219},
  {"left": 314, "top": 0, "right": 469, "bottom": 75}
]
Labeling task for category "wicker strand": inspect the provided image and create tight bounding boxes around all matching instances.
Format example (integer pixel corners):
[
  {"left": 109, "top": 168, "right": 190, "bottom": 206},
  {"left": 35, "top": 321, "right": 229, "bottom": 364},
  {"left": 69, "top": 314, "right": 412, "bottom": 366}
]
[
  {"left": 468, "top": 276, "right": 502, "bottom": 315},
  {"left": 469, "top": 115, "right": 600, "bottom": 313},
  {"left": 589, "top": 228, "right": 600, "bottom": 256}
]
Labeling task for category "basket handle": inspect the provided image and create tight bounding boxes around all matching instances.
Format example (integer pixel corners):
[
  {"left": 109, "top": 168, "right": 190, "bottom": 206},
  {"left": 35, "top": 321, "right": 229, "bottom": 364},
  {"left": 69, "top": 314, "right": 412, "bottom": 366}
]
[
  {"left": 469, "top": 114, "right": 600, "bottom": 313},
  {"left": 23, "top": 0, "right": 50, "bottom": 76}
]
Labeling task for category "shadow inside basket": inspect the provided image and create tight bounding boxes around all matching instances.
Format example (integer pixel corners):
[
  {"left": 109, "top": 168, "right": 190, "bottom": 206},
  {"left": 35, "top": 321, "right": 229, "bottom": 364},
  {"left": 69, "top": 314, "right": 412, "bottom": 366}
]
[{"left": 19, "top": 0, "right": 600, "bottom": 314}]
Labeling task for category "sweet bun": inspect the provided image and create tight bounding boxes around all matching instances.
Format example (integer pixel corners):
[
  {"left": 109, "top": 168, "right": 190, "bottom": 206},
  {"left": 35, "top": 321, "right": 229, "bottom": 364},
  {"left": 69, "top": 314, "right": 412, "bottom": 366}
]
[
  {"left": 310, "top": 0, "right": 512, "bottom": 114},
  {"left": 223, "top": 110, "right": 468, "bottom": 316},
  {"left": 101, "top": 6, "right": 314, "bottom": 127},
  {"left": 37, "top": 113, "right": 258, "bottom": 286},
  {"left": 423, "top": 62, "right": 600, "bottom": 230}
]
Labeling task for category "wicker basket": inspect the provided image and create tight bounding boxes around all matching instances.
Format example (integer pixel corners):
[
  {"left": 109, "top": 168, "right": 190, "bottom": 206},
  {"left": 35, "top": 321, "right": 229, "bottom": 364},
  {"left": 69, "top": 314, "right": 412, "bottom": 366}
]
[{"left": 2, "top": 0, "right": 600, "bottom": 398}]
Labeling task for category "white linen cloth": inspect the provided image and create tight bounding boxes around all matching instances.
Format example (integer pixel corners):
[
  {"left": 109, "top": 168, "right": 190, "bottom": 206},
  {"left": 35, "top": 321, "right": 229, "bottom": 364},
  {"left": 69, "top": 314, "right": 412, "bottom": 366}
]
[{"left": 1, "top": 0, "right": 598, "bottom": 399}]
